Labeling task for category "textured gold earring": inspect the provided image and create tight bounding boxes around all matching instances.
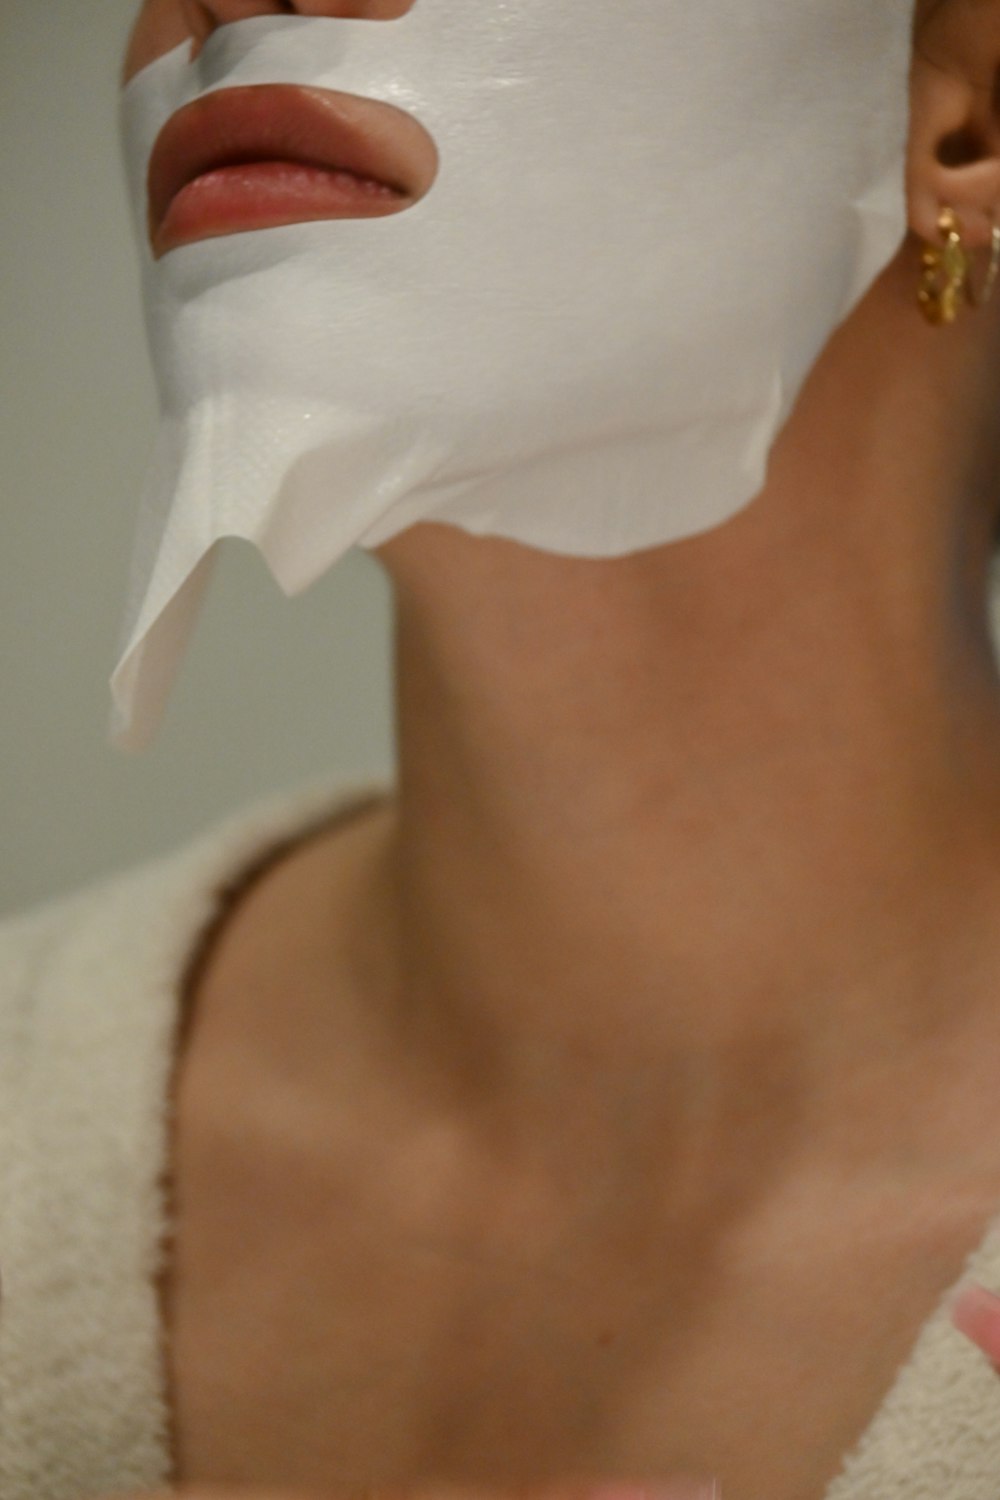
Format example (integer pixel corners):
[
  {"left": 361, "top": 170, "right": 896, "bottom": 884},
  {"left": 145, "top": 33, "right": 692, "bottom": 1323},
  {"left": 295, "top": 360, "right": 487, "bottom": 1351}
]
[
  {"left": 970, "top": 213, "right": 1000, "bottom": 308},
  {"left": 918, "top": 205, "right": 1000, "bottom": 325}
]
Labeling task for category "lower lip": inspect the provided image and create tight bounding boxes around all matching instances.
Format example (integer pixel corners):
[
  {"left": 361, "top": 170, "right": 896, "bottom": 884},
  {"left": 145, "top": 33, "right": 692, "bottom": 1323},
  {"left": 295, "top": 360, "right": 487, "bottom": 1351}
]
[{"left": 153, "top": 159, "right": 409, "bottom": 256}]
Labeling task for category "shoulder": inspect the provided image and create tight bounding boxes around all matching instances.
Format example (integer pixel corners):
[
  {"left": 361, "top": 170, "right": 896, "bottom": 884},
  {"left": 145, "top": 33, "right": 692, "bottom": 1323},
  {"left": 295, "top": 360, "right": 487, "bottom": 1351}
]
[
  {"left": 0, "top": 773, "right": 392, "bottom": 1496},
  {"left": 0, "top": 771, "right": 391, "bottom": 1051}
]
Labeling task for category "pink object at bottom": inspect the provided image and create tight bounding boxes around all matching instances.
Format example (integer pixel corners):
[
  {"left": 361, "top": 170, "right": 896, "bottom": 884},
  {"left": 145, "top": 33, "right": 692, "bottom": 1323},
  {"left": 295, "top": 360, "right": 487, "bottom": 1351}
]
[{"left": 950, "top": 1281, "right": 1000, "bottom": 1361}]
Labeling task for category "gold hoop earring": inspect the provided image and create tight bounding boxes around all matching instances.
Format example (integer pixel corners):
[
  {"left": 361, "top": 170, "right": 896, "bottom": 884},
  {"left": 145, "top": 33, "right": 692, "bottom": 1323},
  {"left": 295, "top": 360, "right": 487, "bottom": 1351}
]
[
  {"left": 918, "top": 205, "right": 1000, "bottom": 325},
  {"left": 968, "top": 213, "right": 1000, "bottom": 308}
]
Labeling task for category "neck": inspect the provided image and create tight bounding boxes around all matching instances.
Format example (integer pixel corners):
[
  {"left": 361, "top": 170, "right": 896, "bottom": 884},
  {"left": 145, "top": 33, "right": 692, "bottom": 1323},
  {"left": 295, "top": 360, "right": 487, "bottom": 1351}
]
[{"left": 355, "top": 251, "right": 1000, "bottom": 1175}]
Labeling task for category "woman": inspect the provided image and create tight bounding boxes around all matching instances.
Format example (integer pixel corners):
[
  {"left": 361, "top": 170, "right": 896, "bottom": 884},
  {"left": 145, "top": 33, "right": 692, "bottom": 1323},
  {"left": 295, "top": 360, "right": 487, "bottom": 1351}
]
[{"left": 5, "top": 1, "right": 1000, "bottom": 1498}]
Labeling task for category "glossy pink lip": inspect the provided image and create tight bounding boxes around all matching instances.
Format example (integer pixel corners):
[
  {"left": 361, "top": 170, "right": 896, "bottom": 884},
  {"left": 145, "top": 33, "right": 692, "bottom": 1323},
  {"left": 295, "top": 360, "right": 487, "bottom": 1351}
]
[{"left": 147, "top": 84, "right": 423, "bottom": 253}]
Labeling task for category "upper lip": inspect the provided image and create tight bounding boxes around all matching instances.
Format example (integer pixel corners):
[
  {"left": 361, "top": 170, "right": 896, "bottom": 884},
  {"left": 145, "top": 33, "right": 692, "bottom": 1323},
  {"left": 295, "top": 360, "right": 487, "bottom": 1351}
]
[{"left": 147, "top": 84, "right": 420, "bottom": 244}]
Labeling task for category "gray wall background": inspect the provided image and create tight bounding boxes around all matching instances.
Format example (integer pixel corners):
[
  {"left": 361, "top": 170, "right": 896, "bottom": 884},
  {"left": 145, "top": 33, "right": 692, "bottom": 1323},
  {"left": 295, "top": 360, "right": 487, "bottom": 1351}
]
[{"left": 1, "top": 0, "right": 396, "bottom": 917}]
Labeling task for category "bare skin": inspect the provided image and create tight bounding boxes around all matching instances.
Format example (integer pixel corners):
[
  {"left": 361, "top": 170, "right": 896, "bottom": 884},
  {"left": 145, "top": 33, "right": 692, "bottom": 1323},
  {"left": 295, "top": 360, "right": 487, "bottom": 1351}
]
[
  {"left": 118, "top": 3, "right": 1000, "bottom": 1500},
  {"left": 103, "top": 1483, "right": 715, "bottom": 1500}
]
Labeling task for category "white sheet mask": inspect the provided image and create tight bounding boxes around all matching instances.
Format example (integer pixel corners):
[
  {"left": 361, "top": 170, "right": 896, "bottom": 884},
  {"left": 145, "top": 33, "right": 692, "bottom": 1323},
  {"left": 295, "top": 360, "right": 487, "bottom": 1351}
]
[{"left": 110, "top": 1, "right": 914, "bottom": 750}]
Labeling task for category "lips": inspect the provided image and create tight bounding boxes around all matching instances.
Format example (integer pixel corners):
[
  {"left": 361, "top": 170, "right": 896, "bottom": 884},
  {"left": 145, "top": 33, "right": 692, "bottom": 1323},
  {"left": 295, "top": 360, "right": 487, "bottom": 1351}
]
[{"left": 147, "top": 84, "right": 423, "bottom": 249}]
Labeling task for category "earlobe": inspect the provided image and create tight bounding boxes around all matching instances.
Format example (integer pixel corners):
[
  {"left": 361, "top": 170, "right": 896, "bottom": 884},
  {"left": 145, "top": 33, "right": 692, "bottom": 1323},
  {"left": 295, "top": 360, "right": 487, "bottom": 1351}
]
[{"left": 907, "top": 41, "right": 1000, "bottom": 249}]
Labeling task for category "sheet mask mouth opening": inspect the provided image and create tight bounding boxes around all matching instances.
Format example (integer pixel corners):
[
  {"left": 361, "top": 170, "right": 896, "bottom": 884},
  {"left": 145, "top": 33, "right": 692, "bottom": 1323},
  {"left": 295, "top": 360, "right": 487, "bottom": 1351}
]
[{"left": 145, "top": 80, "right": 437, "bottom": 254}]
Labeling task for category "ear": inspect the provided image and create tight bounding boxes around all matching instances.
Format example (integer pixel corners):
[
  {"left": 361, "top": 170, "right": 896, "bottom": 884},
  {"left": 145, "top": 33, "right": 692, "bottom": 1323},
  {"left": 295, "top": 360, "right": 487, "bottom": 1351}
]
[{"left": 907, "top": 0, "right": 1000, "bottom": 251}]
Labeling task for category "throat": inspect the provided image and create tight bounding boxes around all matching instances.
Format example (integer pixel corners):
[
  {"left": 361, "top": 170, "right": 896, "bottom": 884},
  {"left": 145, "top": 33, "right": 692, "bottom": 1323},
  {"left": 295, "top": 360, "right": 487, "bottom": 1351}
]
[{"left": 370, "top": 783, "right": 1000, "bottom": 1142}]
